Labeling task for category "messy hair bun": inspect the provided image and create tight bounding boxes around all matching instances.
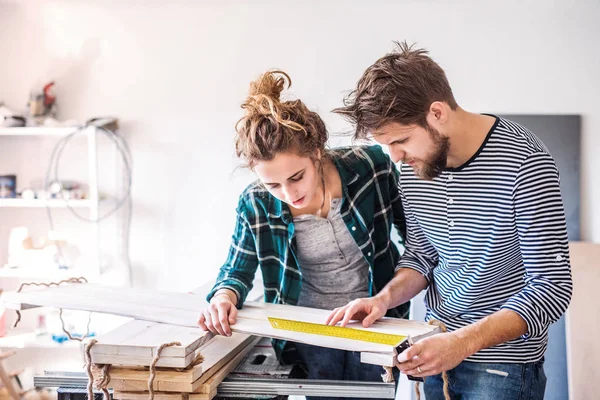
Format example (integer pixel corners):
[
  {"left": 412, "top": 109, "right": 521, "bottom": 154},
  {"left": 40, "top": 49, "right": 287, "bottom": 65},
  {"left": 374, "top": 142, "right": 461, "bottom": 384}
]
[{"left": 235, "top": 70, "right": 328, "bottom": 168}]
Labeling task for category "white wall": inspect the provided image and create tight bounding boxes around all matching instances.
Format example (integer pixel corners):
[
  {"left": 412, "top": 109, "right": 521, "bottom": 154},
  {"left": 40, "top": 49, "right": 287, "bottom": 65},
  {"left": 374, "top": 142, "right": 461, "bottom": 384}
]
[{"left": 1, "top": 0, "right": 598, "bottom": 293}]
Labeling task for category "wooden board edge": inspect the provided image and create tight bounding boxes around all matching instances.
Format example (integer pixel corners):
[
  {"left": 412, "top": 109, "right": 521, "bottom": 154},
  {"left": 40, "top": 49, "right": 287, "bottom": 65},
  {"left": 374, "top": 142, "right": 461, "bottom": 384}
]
[
  {"left": 360, "top": 351, "right": 395, "bottom": 367},
  {"left": 193, "top": 337, "right": 260, "bottom": 394}
]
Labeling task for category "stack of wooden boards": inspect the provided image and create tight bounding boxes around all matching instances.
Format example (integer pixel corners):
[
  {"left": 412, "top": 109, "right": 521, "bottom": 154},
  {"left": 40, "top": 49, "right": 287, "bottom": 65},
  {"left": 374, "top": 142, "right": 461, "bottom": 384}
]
[{"left": 89, "top": 319, "right": 259, "bottom": 400}]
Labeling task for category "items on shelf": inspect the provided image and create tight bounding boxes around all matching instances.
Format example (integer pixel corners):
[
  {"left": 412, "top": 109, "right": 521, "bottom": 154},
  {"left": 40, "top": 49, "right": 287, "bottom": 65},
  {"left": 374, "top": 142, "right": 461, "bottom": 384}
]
[
  {"left": 6, "top": 227, "right": 80, "bottom": 269},
  {"left": 19, "top": 188, "right": 35, "bottom": 200},
  {"left": 46, "top": 180, "right": 89, "bottom": 200},
  {"left": 1, "top": 81, "right": 80, "bottom": 127},
  {"left": 87, "top": 117, "right": 119, "bottom": 131},
  {"left": 35, "top": 315, "right": 47, "bottom": 336},
  {"left": 51, "top": 331, "right": 96, "bottom": 344},
  {"left": 0, "top": 103, "right": 25, "bottom": 127},
  {"left": 0, "top": 175, "right": 17, "bottom": 198},
  {"left": 0, "top": 176, "right": 91, "bottom": 201},
  {"left": 27, "top": 81, "right": 57, "bottom": 123}
]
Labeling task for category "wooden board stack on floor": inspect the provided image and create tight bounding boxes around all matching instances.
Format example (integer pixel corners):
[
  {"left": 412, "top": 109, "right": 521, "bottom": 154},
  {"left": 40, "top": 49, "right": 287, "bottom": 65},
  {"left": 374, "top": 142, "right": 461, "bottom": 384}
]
[{"left": 88, "top": 320, "right": 259, "bottom": 400}]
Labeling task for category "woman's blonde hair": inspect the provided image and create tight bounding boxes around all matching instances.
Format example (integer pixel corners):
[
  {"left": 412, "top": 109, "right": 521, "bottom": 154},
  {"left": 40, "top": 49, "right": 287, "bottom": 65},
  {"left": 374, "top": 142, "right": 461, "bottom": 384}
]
[{"left": 235, "top": 70, "right": 328, "bottom": 168}]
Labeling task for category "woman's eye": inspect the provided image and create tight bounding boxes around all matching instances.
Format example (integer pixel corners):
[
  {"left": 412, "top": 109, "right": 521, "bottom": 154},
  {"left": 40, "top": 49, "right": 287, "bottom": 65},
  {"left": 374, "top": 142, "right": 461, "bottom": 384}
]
[{"left": 290, "top": 175, "right": 303, "bottom": 182}]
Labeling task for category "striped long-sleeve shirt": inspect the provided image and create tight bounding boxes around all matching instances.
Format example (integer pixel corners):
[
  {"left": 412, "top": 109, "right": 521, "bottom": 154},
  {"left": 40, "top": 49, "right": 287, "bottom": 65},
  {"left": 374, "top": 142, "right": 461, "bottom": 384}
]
[{"left": 398, "top": 116, "right": 573, "bottom": 363}]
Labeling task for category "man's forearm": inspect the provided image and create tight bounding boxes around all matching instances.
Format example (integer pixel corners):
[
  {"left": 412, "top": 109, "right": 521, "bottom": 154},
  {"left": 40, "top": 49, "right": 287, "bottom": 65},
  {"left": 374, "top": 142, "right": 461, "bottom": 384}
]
[
  {"left": 454, "top": 309, "right": 528, "bottom": 357},
  {"left": 376, "top": 268, "right": 429, "bottom": 309}
]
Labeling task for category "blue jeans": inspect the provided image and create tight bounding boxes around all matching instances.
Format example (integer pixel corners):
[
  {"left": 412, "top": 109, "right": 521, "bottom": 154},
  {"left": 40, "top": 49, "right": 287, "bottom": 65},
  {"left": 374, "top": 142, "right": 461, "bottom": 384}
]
[
  {"left": 424, "top": 359, "right": 546, "bottom": 400},
  {"left": 295, "top": 342, "right": 397, "bottom": 400}
]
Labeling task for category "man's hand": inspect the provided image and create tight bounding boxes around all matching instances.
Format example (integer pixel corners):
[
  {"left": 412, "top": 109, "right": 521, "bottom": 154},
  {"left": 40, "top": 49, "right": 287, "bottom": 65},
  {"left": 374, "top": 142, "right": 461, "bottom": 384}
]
[
  {"left": 325, "top": 268, "right": 427, "bottom": 327},
  {"left": 396, "top": 332, "right": 471, "bottom": 377},
  {"left": 197, "top": 291, "right": 238, "bottom": 337},
  {"left": 325, "top": 296, "right": 390, "bottom": 327}
]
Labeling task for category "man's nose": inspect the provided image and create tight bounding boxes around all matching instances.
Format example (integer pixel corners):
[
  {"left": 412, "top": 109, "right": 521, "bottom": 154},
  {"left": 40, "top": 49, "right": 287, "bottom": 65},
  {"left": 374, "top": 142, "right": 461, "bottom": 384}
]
[{"left": 389, "top": 147, "right": 405, "bottom": 164}]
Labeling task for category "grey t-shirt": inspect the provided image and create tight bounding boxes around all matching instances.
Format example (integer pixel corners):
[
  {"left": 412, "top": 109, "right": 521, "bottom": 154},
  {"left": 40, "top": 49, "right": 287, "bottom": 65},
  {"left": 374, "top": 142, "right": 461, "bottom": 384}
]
[{"left": 293, "top": 198, "right": 370, "bottom": 310}]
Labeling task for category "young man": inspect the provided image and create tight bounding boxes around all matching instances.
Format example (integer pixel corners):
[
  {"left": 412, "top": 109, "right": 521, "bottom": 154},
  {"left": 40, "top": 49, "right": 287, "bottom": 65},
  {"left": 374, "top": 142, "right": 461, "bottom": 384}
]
[{"left": 327, "top": 42, "right": 573, "bottom": 399}]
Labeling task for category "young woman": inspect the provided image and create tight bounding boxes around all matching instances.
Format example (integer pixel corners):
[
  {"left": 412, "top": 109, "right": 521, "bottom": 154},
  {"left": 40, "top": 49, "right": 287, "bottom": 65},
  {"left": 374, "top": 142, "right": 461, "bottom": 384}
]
[{"left": 198, "top": 70, "right": 407, "bottom": 396}]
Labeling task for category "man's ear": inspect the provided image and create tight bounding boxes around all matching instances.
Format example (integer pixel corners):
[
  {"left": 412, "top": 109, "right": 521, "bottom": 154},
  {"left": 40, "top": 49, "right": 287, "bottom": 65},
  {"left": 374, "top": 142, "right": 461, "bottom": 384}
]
[{"left": 427, "top": 101, "right": 449, "bottom": 127}]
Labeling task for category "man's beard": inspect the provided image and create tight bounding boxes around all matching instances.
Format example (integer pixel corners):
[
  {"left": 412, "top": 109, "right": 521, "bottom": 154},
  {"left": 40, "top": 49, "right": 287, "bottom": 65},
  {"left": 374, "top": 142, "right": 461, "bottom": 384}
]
[{"left": 413, "top": 126, "right": 450, "bottom": 180}]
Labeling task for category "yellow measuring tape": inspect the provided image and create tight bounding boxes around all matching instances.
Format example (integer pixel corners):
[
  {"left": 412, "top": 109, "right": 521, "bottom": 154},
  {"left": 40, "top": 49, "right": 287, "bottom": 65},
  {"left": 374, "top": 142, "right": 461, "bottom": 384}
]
[{"left": 268, "top": 317, "right": 406, "bottom": 346}]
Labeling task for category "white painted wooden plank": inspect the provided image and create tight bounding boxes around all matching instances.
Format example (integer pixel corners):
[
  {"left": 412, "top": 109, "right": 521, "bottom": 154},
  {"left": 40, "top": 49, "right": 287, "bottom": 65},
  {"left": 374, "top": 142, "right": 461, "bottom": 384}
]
[
  {"left": 237, "top": 302, "right": 438, "bottom": 339},
  {"left": 1, "top": 284, "right": 200, "bottom": 326},
  {"left": 229, "top": 302, "right": 439, "bottom": 354},
  {"left": 1, "top": 284, "right": 438, "bottom": 354},
  {"left": 360, "top": 351, "right": 396, "bottom": 367},
  {"left": 93, "top": 338, "right": 260, "bottom": 372},
  {"left": 92, "top": 320, "right": 210, "bottom": 358}
]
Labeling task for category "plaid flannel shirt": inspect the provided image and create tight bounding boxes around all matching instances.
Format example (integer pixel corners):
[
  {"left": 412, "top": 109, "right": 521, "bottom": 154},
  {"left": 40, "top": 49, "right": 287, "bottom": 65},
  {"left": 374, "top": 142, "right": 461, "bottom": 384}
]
[{"left": 207, "top": 145, "right": 408, "bottom": 360}]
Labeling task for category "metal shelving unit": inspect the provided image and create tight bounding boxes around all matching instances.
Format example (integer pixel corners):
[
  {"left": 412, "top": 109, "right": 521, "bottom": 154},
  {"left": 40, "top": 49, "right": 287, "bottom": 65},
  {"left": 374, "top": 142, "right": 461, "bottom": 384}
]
[{"left": 0, "top": 125, "right": 102, "bottom": 280}]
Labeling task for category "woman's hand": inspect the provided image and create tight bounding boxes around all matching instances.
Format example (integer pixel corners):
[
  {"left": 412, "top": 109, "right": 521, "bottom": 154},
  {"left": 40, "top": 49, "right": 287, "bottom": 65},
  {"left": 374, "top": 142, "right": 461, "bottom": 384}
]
[{"left": 198, "top": 290, "right": 238, "bottom": 336}]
